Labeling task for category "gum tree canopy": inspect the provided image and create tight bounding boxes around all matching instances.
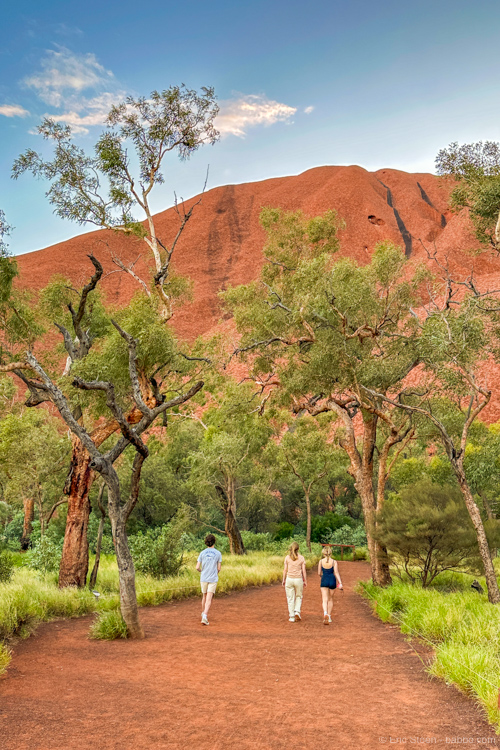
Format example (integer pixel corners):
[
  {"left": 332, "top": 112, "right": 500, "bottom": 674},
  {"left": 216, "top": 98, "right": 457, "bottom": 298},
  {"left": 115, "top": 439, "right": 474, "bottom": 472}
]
[{"left": 223, "top": 208, "right": 421, "bottom": 586}]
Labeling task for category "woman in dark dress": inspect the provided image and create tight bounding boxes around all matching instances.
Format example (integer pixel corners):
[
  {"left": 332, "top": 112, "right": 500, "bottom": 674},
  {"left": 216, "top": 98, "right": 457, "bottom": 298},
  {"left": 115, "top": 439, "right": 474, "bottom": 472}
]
[{"left": 317, "top": 545, "right": 343, "bottom": 625}]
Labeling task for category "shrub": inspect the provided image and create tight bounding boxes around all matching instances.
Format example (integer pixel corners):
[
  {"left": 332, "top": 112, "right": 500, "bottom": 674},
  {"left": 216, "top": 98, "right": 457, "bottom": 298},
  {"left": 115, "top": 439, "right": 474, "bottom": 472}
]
[
  {"left": 0, "top": 551, "right": 14, "bottom": 583},
  {"left": 326, "top": 523, "right": 367, "bottom": 547},
  {"left": 2, "top": 511, "right": 24, "bottom": 550},
  {"left": 129, "top": 513, "right": 185, "bottom": 578},
  {"left": 308, "top": 513, "right": 356, "bottom": 543},
  {"left": 89, "top": 610, "right": 128, "bottom": 640},
  {"left": 24, "top": 536, "right": 62, "bottom": 573},
  {"left": 273, "top": 522, "right": 295, "bottom": 541},
  {"left": 240, "top": 531, "right": 272, "bottom": 550},
  {"left": 376, "top": 481, "right": 493, "bottom": 586}
]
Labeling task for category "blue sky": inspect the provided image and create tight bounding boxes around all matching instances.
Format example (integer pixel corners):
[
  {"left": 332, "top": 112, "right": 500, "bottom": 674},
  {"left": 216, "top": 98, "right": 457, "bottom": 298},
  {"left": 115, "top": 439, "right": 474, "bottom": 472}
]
[{"left": 1, "top": 0, "right": 500, "bottom": 255}]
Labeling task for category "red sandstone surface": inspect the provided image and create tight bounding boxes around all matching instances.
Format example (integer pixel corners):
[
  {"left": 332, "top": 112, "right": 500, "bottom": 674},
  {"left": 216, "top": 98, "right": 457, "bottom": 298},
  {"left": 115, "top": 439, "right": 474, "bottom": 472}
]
[{"left": 16, "top": 165, "right": 500, "bottom": 419}]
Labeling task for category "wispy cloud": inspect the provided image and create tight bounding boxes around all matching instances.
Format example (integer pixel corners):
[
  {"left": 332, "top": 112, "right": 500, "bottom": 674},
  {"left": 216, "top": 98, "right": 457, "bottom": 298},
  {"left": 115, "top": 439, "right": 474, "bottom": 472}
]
[
  {"left": 0, "top": 104, "right": 30, "bottom": 118},
  {"left": 24, "top": 46, "right": 114, "bottom": 107},
  {"left": 304, "top": 105, "right": 314, "bottom": 114},
  {"left": 48, "top": 91, "right": 126, "bottom": 134},
  {"left": 217, "top": 94, "right": 297, "bottom": 138}
]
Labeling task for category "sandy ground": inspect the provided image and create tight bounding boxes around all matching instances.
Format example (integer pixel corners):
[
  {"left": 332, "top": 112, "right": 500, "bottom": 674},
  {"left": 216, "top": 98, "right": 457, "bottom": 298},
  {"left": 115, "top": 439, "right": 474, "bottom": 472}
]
[{"left": 0, "top": 562, "right": 497, "bottom": 749}]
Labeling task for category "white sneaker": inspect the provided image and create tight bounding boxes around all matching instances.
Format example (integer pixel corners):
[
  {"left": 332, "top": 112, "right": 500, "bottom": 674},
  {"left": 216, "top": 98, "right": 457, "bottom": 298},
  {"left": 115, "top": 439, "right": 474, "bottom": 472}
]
[
  {"left": 289, "top": 617, "right": 296, "bottom": 622},
  {"left": 201, "top": 613, "right": 209, "bottom": 625},
  {"left": 328, "top": 615, "right": 332, "bottom": 623},
  {"left": 295, "top": 613, "right": 301, "bottom": 621}
]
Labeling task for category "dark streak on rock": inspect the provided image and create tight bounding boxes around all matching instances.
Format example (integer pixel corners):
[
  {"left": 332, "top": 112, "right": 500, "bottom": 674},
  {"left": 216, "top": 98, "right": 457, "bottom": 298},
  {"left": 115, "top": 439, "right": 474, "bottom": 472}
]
[
  {"left": 377, "top": 179, "right": 413, "bottom": 257},
  {"left": 417, "top": 181, "right": 447, "bottom": 228}
]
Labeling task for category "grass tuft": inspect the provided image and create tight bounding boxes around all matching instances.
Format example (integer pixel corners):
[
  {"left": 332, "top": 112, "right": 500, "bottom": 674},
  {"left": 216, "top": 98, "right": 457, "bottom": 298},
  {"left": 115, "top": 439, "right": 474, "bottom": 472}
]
[{"left": 89, "top": 610, "right": 128, "bottom": 640}]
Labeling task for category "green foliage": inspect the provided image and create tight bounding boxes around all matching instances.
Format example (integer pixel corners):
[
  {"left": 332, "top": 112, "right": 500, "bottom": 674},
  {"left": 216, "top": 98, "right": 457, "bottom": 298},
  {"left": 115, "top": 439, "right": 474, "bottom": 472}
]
[
  {"left": 25, "top": 536, "right": 62, "bottom": 574},
  {"left": 306, "top": 512, "right": 356, "bottom": 542},
  {"left": 0, "top": 410, "right": 70, "bottom": 523},
  {"left": 0, "top": 551, "right": 14, "bottom": 583},
  {"left": 273, "top": 521, "right": 295, "bottom": 540},
  {"left": 129, "top": 510, "right": 187, "bottom": 578},
  {"left": 326, "top": 524, "right": 367, "bottom": 547},
  {"left": 89, "top": 610, "right": 128, "bottom": 640},
  {"left": 377, "top": 481, "right": 487, "bottom": 586},
  {"left": 436, "top": 141, "right": 500, "bottom": 248},
  {"left": 1, "top": 511, "right": 24, "bottom": 550}
]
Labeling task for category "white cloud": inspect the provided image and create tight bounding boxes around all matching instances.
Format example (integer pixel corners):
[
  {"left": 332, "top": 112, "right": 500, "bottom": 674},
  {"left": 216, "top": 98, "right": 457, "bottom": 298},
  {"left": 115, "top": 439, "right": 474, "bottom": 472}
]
[
  {"left": 24, "top": 46, "right": 114, "bottom": 107},
  {"left": 48, "top": 91, "right": 126, "bottom": 134},
  {"left": 216, "top": 94, "right": 297, "bottom": 138},
  {"left": 304, "top": 106, "right": 314, "bottom": 114},
  {"left": 0, "top": 104, "right": 30, "bottom": 118}
]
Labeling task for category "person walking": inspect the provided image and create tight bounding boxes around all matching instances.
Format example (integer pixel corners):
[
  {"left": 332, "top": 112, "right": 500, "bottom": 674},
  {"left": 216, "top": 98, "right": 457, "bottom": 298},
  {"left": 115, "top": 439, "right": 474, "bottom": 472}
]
[
  {"left": 282, "top": 541, "right": 307, "bottom": 622},
  {"left": 318, "top": 545, "right": 343, "bottom": 625},
  {"left": 196, "top": 534, "right": 222, "bottom": 625}
]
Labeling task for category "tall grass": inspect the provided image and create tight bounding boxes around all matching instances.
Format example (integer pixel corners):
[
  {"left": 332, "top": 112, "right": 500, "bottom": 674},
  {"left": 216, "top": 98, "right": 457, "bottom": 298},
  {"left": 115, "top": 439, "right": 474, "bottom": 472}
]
[
  {"left": 0, "top": 548, "right": 320, "bottom": 670},
  {"left": 359, "top": 571, "right": 500, "bottom": 728}
]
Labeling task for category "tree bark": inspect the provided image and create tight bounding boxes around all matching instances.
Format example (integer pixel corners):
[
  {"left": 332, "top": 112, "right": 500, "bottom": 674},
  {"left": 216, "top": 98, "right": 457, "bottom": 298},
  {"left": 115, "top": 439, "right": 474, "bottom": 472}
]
[
  {"left": 58, "top": 437, "right": 94, "bottom": 588},
  {"left": 454, "top": 462, "right": 500, "bottom": 604},
  {"left": 20, "top": 498, "right": 35, "bottom": 550},
  {"left": 354, "top": 412, "right": 392, "bottom": 587},
  {"left": 219, "top": 481, "right": 245, "bottom": 555},
  {"left": 89, "top": 484, "right": 106, "bottom": 590},
  {"left": 59, "top": 406, "right": 148, "bottom": 588},
  {"left": 305, "top": 491, "right": 312, "bottom": 552},
  {"left": 107, "top": 475, "right": 144, "bottom": 639}
]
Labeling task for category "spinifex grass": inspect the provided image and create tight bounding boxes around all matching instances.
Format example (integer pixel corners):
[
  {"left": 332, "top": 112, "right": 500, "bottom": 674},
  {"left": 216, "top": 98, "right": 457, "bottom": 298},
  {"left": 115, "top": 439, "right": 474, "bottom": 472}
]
[
  {"left": 0, "top": 549, "right": 320, "bottom": 667},
  {"left": 359, "top": 571, "right": 500, "bottom": 728}
]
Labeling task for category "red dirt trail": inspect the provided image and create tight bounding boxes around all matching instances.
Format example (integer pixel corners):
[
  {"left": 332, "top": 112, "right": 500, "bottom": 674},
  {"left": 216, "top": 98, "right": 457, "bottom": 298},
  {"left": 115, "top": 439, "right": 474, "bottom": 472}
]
[{"left": 0, "top": 563, "right": 497, "bottom": 749}]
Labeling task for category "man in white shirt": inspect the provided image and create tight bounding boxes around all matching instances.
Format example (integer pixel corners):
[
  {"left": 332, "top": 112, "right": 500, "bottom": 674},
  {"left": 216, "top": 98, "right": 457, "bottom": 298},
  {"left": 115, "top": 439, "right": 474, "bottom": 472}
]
[{"left": 196, "top": 534, "right": 222, "bottom": 625}]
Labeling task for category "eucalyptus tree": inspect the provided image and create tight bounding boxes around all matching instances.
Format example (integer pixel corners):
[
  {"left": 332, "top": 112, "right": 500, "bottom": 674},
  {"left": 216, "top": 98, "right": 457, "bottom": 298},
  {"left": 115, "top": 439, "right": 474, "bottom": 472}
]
[
  {"left": 436, "top": 140, "right": 500, "bottom": 252},
  {"left": 0, "top": 410, "right": 70, "bottom": 545},
  {"left": 24, "top": 288, "right": 205, "bottom": 637},
  {"left": 266, "top": 414, "right": 339, "bottom": 550},
  {"left": 11, "top": 86, "right": 219, "bottom": 585},
  {"left": 188, "top": 380, "right": 273, "bottom": 554},
  {"left": 367, "top": 291, "right": 500, "bottom": 603},
  {"left": 12, "top": 86, "right": 219, "bottom": 318},
  {"left": 223, "top": 208, "right": 420, "bottom": 585}
]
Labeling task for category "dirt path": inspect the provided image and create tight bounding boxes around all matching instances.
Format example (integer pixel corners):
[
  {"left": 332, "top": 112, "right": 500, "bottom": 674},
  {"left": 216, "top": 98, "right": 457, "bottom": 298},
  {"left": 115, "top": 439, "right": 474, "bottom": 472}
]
[{"left": 0, "top": 562, "right": 497, "bottom": 749}]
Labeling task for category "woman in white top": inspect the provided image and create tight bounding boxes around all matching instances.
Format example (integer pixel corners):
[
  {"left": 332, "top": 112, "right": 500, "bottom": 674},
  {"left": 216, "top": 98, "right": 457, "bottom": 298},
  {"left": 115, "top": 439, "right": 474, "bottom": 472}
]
[{"left": 282, "top": 541, "right": 307, "bottom": 622}]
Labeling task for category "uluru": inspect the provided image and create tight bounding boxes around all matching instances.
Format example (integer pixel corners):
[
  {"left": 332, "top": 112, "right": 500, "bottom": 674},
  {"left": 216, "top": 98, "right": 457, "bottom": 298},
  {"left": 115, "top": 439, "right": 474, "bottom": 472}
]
[{"left": 15, "top": 164, "right": 500, "bottom": 418}]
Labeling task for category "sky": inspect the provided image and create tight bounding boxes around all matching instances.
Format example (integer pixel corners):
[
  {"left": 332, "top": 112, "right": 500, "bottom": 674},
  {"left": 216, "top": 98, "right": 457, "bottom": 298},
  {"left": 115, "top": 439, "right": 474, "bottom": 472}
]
[{"left": 1, "top": 0, "right": 500, "bottom": 255}]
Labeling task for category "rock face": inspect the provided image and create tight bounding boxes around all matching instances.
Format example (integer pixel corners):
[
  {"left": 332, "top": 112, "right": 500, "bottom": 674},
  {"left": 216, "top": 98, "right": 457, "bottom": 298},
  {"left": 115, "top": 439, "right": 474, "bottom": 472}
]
[{"left": 16, "top": 165, "right": 500, "bottom": 419}]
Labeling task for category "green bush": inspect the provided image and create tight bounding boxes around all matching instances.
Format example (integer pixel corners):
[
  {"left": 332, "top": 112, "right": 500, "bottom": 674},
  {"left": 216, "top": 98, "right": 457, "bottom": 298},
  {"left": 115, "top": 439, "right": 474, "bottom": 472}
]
[
  {"left": 129, "top": 520, "right": 184, "bottom": 579},
  {"left": 240, "top": 531, "right": 272, "bottom": 550},
  {"left": 308, "top": 513, "right": 356, "bottom": 543},
  {"left": 89, "top": 609, "right": 127, "bottom": 640},
  {"left": 376, "top": 481, "right": 497, "bottom": 586},
  {"left": 0, "top": 551, "right": 14, "bottom": 583},
  {"left": 273, "top": 522, "right": 295, "bottom": 541},
  {"left": 326, "top": 523, "right": 367, "bottom": 547},
  {"left": 2, "top": 511, "right": 24, "bottom": 550},
  {"left": 24, "top": 536, "right": 62, "bottom": 574}
]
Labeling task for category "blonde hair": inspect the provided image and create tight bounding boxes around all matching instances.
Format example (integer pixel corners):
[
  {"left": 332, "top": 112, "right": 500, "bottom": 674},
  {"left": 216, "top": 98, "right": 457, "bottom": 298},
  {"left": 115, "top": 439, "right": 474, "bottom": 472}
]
[
  {"left": 289, "top": 541, "right": 300, "bottom": 561},
  {"left": 322, "top": 545, "right": 332, "bottom": 560}
]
